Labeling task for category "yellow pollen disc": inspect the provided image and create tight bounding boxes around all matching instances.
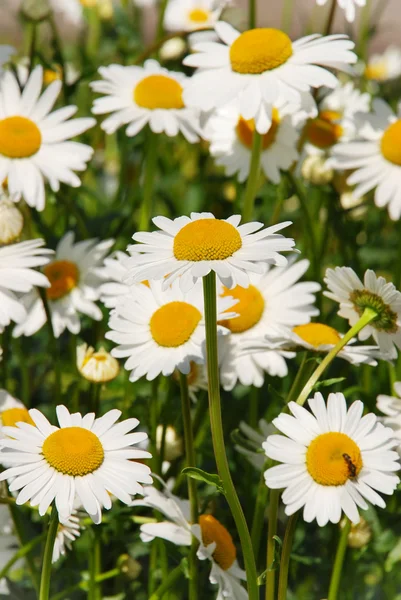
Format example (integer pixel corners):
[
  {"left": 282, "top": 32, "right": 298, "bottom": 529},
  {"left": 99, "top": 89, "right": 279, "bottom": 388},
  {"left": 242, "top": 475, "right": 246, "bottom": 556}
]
[
  {"left": 188, "top": 8, "right": 210, "bottom": 22},
  {"left": 134, "top": 75, "right": 185, "bottom": 110},
  {"left": 199, "top": 514, "right": 236, "bottom": 570},
  {"left": 293, "top": 323, "right": 341, "bottom": 348},
  {"left": 44, "top": 260, "right": 80, "bottom": 301},
  {"left": 364, "top": 63, "right": 387, "bottom": 81},
  {"left": 42, "top": 427, "right": 104, "bottom": 476},
  {"left": 43, "top": 66, "right": 62, "bottom": 85},
  {"left": 173, "top": 219, "right": 242, "bottom": 261},
  {"left": 236, "top": 108, "right": 280, "bottom": 151},
  {"left": 150, "top": 301, "right": 202, "bottom": 347},
  {"left": 219, "top": 284, "right": 264, "bottom": 333},
  {"left": 306, "top": 432, "right": 362, "bottom": 486},
  {"left": 380, "top": 120, "right": 401, "bottom": 166},
  {"left": 230, "top": 28, "right": 293, "bottom": 75},
  {"left": 1, "top": 408, "right": 34, "bottom": 428},
  {"left": 306, "top": 110, "right": 343, "bottom": 149},
  {"left": 0, "top": 116, "right": 42, "bottom": 159}
]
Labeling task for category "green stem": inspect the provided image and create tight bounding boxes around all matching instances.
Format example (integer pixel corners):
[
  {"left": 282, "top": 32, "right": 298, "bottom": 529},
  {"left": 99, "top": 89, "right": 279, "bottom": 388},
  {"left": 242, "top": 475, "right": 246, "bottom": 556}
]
[
  {"left": 323, "top": 0, "right": 337, "bottom": 36},
  {"left": 242, "top": 131, "right": 263, "bottom": 222},
  {"left": 139, "top": 131, "right": 158, "bottom": 231},
  {"left": 248, "top": 386, "right": 259, "bottom": 429},
  {"left": 277, "top": 514, "right": 298, "bottom": 600},
  {"left": 0, "top": 531, "right": 46, "bottom": 580},
  {"left": 295, "top": 308, "right": 378, "bottom": 407},
  {"left": 50, "top": 569, "right": 120, "bottom": 600},
  {"left": 91, "top": 383, "right": 102, "bottom": 414},
  {"left": 89, "top": 528, "right": 102, "bottom": 600},
  {"left": 38, "top": 289, "right": 61, "bottom": 405},
  {"left": 285, "top": 352, "right": 315, "bottom": 406},
  {"left": 251, "top": 471, "right": 269, "bottom": 559},
  {"left": 39, "top": 506, "right": 59, "bottom": 600},
  {"left": 48, "top": 15, "right": 68, "bottom": 101},
  {"left": 179, "top": 372, "right": 199, "bottom": 600},
  {"left": 249, "top": 0, "right": 256, "bottom": 28},
  {"left": 327, "top": 519, "right": 351, "bottom": 600},
  {"left": 281, "top": 0, "right": 294, "bottom": 32},
  {"left": 149, "top": 564, "right": 183, "bottom": 600},
  {"left": 265, "top": 489, "right": 279, "bottom": 600},
  {"left": 203, "top": 272, "right": 258, "bottom": 600}
]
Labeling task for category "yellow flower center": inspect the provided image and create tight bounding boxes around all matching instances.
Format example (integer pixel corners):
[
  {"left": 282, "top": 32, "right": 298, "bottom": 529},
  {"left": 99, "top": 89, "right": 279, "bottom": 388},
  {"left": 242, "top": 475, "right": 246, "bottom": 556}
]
[
  {"left": 1, "top": 407, "right": 35, "bottom": 428},
  {"left": 305, "top": 110, "right": 343, "bottom": 149},
  {"left": 293, "top": 323, "right": 341, "bottom": 348},
  {"left": 0, "top": 116, "right": 42, "bottom": 159},
  {"left": 230, "top": 28, "right": 293, "bottom": 75},
  {"left": 44, "top": 260, "right": 80, "bottom": 301},
  {"left": 43, "top": 66, "right": 62, "bottom": 85},
  {"left": 150, "top": 301, "right": 202, "bottom": 347},
  {"left": 380, "top": 120, "right": 401, "bottom": 166},
  {"left": 188, "top": 8, "right": 210, "bottom": 22},
  {"left": 236, "top": 108, "right": 280, "bottom": 151},
  {"left": 199, "top": 514, "right": 236, "bottom": 570},
  {"left": 134, "top": 75, "right": 184, "bottom": 110},
  {"left": 364, "top": 62, "right": 387, "bottom": 81},
  {"left": 219, "top": 284, "right": 264, "bottom": 333},
  {"left": 306, "top": 432, "right": 362, "bottom": 486},
  {"left": 173, "top": 219, "right": 242, "bottom": 261},
  {"left": 42, "top": 427, "right": 104, "bottom": 476}
]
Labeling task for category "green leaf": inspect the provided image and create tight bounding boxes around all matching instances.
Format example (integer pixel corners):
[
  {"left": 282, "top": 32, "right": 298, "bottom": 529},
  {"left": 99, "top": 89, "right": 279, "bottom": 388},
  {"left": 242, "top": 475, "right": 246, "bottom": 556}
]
[
  {"left": 181, "top": 467, "right": 225, "bottom": 494},
  {"left": 314, "top": 377, "right": 346, "bottom": 391}
]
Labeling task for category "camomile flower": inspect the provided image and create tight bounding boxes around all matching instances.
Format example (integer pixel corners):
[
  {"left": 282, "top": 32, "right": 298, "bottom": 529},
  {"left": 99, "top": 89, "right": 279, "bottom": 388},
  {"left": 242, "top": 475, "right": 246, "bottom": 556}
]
[
  {"left": 218, "top": 259, "right": 320, "bottom": 390},
  {"left": 106, "top": 279, "right": 237, "bottom": 381},
  {"left": 126, "top": 212, "right": 295, "bottom": 292},
  {"left": 264, "top": 392, "right": 400, "bottom": 526},
  {"left": 0, "top": 405, "right": 152, "bottom": 524},
  {"left": 324, "top": 267, "right": 401, "bottom": 358},
  {"left": 13, "top": 232, "right": 114, "bottom": 338},
  {"left": 96, "top": 251, "right": 131, "bottom": 309},
  {"left": 0, "top": 390, "right": 34, "bottom": 439},
  {"left": 364, "top": 47, "right": 401, "bottom": 82},
  {"left": 315, "top": 0, "right": 366, "bottom": 23},
  {"left": 164, "top": 0, "right": 223, "bottom": 32},
  {"left": 91, "top": 60, "right": 201, "bottom": 142},
  {"left": 0, "top": 238, "right": 52, "bottom": 333},
  {"left": 52, "top": 512, "right": 81, "bottom": 563},
  {"left": 182, "top": 21, "right": 357, "bottom": 133},
  {"left": 377, "top": 382, "right": 401, "bottom": 453},
  {"left": 0, "top": 66, "right": 95, "bottom": 211},
  {"left": 331, "top": 99, "right": 401, "bottom": 220},
  {"left": 205, "top": 96, "right": 300, "bottom": 183},
  {"left": 133, "top": 483, "right": 247, "bottom": 599},
  {"left": 0, "top": 193, "right": 23, "bottom": 244},
  {"left": 76, "top": 343, "right": 120, "bottom": 383}
]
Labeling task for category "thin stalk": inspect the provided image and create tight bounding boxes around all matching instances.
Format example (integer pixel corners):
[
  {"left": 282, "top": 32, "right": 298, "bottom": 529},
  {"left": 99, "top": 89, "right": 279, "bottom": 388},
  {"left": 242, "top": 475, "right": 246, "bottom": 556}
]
[
  {"left": 203, "top": 272, "right": 258, "bottom": 600},
  {"left": 265, "top": 489, "right": 279, "bottom": 600},
  {"left": 242, "top": 131, "right": 263, "bottom": 222},
  {"left": 38, "top": 289, "right": 61, "bottom": 405},
  {"left": 249, "top": 0, "right": 257, "bottom": 28},
  {"left": 50, "top": 569, "right": 120, "bottom": 600},
  {"left": 281, "top": 0, "right": 294, "bottom": 33},
  {"left": 251, "top": 471, "right": 269, "bottom": 559},
  {"left": 357, "top": 0, "right": 372, "bottom": 60},
  {"left": 48, "top": 15, "right": 68, "bottom": 100},
  {"left": 139, "top": 131, "right": 158, "bottom": 231},
  {"left": 28, "top": 22, "right": 37, "bottom": 73},
  {"left": 285, "top": 352, "right": 315, "bottom": 406},
  {"left": 327, "top": 519, "right": 351, "bottom": 600},
  {"left": 179, "top": 372, "right": 199, "bottom": 600},
  {"left": 295, "top": 308, "right": 378, "bottom": 407},
  {"left": 248, "top": 386, "right": 259, "bottom": 429},
  {"left": 323, "top": 0, "right": 337, "bottom": 36},
  {"left": 89, "top": 528, "right": 102, "bottom": 600},
  {"left": 277, "top": 514, "right": 299, "bottom": 600},
  {"left": 91, "top": 383, "right": 102, "bottom": 414},
  {"left": 149, "top": 564, "right": 183, "bottom": 600},
  {"left": 39, "top": 506, "right": 59, "bottom": 600},
  {"left": 0, "top": 531, "right": 46, "bottom": 580}
]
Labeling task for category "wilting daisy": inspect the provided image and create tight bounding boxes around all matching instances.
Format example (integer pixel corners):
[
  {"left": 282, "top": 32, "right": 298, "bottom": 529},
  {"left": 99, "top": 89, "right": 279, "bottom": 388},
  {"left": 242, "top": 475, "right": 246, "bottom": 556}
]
[
  {"left": 264, "top": 392, "right": 400, "bottom": 526},
  {"left": 13, "top": 232, "right": 113, "bottom": 338},
  {"left": 0, "top": 193, "right": 23, "bottom": 244},
  {"left": 205, "top": 96, "right": 300, "bottom": 183},
  {"left": 97, "top": 251, "right": 131, "bottom": 309},
  {"left": 126, "top": 212, "right": 295, "bottom": 292},
  {"left": 331, "top": 99, "right": 401, "bottom": 220},
  {"left": 218, "top": 259, "right": 320, "bottom": 389},
  {"left": 164, "top": 0, "right": 223, "bottom": 32},
  {"left": 182, "top": 21, "right": 356, "bottom": 133},
  {"left": 52, "top": 512, "right": 81, "bottom": 563},
  {"left": 315, "top": 0, "right": 366, "bottom": 23},
  {"left": 377, "top": 382, "right": 401, "bottom": 452},
  {"left": 106, "top": 279, "right": 237, "bottom": 381},
  {"left": 364, "top": 46, "right": 401, "bottom": 82},
  {"left": 91, "top": 60, "right": 201, "bottom": 142},
  {"left": 324, "top": 267, "right": 401, "bottom": 358},
  {"left": 0, "top": 405, "right": 152, "bottom": 523},
  {"left": 77, "top": 343, "right": 120, "bottom": 383},
  {"left": 133, "top": 484, "right": 247, "bottom": 599},
  {"left": 0, "top": 390, "right": 34, "bottom": 438},
  {"left": 0, "top": 238, "right": 52, "bottom": 333},
  {"left": 0, "top": 66, "right": 95, "bottom": 211}
]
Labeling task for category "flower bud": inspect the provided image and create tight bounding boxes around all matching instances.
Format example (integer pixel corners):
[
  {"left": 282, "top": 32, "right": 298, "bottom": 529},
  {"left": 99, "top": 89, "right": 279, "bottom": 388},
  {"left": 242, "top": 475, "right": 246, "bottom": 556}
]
[
  {"left": 301, "top": 155, "right": 333, "bottom": 185},
  {"left": 0, "top": 196, "right": 23, "bottom": 245},
  {"left": 156, "top": 425, "right": 183, "bottom": 461},
  {"left": 77, "top": 343, "right": 119, "bottom": 383}
]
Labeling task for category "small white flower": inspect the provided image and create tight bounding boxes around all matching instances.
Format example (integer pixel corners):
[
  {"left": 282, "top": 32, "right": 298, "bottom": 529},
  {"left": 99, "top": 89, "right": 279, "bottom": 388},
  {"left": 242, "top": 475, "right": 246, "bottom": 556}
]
[
  {"left": 377, "top": 382, "right": 401, "bottom": 453},
  {"left": 264, "top": 392, "right": 400, "bottom": 526},
  {"left": 164, "top": 0, "right": 223, "bottom": 32},
  {"left": 91, "top": 59, "right": 201, "bottom": 142},
  {"left": 77, "top": 343, "right": 120, "bottom": 383},
  {"left": 0, "top": 193, "right": 23, "bottom": 244},
  {"left": 97, "top": 251, "right": 131, "bottom": 309},
  {"left": 126, "top": 212, "right": 295, "bottom": 292},
  {"left": 364, "top": 46, "right": 401, "bottom": 82},
  {"left": 52, "top": 512, "right": 81, "bottom": 563},
  {"left": 315, "top": 0, "right": 366, "bottom": 23},
  {"left": 0, "top": 390, "right": 34, "bottom": 437}
]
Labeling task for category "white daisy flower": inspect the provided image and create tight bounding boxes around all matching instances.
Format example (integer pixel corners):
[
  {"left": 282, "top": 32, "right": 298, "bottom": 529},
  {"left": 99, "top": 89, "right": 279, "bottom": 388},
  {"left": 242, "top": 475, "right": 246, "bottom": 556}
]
[
  {"left": 324, "top": 267, "right": 401, "bottom": 358},
  {"left": 0, "top": 45, "right": 14, "bottom": 75},
  {"left": 0, "top": 390, "right": 34, "bottom": 436},
  {"left": 164, "top": 0, "right": 223, "bottom": 32},
  {"left": 264, "top": 392, "right": 400, "bottom": 526},
  {"left": 0, "top": 66, "right": 95, "bottom": 211},
  {"left": 0, "top": 405, "right": 152, "bottom": 524},
  {"left": 52, "top": 512, "right": 81, "bottom": 563},
  {"left": 315, "top": 0, "right": 366, "bottom": 23},
  {"left": 133, "top": 484, "right": 247, "bottom": 599},
  {"left": 234, "top": 419, "right": 273, "bottom": 470},
  {"left": 106, "top": 278, "right": 237, "bottom": 381},
  {"left": 331, "top": 99, "right": 401, "bottom": 220},
  {"left": 97, "top": 251, "right": 131, "bottom": 309},
  {"left": 91, "top": 59, "right": 201, "bottom": 142},
  {"left": 364, "top": 46, "right": 401, "bottom": 82},
  {"left": 218, "top": 259, "right": 320, "bottom": 390},
  {"left": 77, "top": 343, "right": 120, "bottom": 383},
  {"left": 377, "top": 382, "right": 401, "bottom": 453},
  {"left": 182, "top": 21, "right": 357, "bottom": 133},
  {"left": 205, "top": 96, "right": 300, "bottom": 183},
  {"left": 126, "top": 212, "right": 295, "bottom": 292},
  {"left": 13, "top": 232, "right": 114, "bottom": 338},
  {"left": 0, "top": 238, "right": 52, "bottom": 333},
  {"left": 0, "top": 192, "right": 23, "bottom": 244}
]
